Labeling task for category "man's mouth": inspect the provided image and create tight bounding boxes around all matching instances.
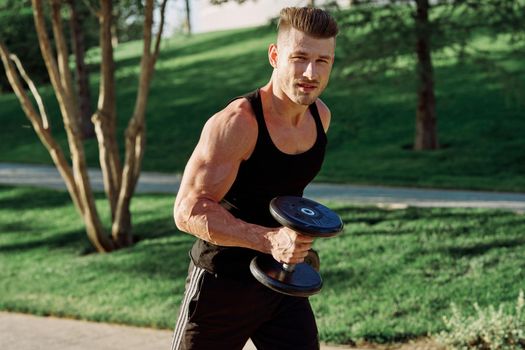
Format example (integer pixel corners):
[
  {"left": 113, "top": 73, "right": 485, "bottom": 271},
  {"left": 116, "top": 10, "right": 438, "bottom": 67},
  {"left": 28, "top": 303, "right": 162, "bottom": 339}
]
[{"left": 296, "top": 82, "right": 318, "bottom": 92}]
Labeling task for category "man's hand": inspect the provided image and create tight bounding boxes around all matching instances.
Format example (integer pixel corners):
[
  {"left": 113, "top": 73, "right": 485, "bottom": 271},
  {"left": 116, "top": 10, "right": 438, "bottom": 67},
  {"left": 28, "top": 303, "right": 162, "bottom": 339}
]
[{"left": 266, "top": 227, "right": 314, "bottom": 264}]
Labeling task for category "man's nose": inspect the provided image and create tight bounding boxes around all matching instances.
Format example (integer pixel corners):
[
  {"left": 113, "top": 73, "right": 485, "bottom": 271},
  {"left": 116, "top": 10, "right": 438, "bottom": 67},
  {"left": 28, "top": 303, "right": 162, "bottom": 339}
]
[{"left": 303, "top": 61, "right": 317, "bottom": 80}]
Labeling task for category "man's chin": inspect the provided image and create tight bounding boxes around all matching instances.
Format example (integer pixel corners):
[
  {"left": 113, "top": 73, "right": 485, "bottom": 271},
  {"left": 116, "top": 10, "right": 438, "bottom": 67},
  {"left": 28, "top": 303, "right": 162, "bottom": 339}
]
[
  {"left": 293, "top": 95, "right": 317, "bottom": 106},
  {"left": 286, "top": 90, "right": 316, "bottom": 104}
]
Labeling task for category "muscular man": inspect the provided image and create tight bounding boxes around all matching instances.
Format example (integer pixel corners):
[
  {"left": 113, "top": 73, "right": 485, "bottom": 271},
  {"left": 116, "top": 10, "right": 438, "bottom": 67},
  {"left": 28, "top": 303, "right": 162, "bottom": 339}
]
[{"left": 171, "top": 7, "right": 338, "bottom": 350}]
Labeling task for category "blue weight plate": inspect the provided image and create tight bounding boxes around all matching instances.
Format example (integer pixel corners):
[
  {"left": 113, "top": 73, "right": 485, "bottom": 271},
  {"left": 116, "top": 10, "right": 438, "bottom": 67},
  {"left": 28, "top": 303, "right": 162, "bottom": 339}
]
[{"left": 269, "top": 196, "right": 344, "bottom": 237}]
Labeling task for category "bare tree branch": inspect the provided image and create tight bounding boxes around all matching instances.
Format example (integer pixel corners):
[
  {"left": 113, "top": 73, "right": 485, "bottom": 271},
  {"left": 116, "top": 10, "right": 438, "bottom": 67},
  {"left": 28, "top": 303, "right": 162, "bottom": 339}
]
[
  {"left": 50, "top": 0, "right": 77, "bottom": 109},
  {"left": 93, "top": 0, "right": 121, "bottom": 220},
  {"left": 32, "top": 0, "right": 114, "bottom": 252},
  {"left": 0, "top": 42, "right": 82, "bottom": 213},
  {"left": 153, "top": 0, "right": 168, "bottom": 60},
  {"left": 112, "top": 0, "right": 166, "bottom": 245},
  {"left": 8, "top": 53, "right": 50, "bottom": 130},
  {"left": 32, "top": 0, "right": 65, "bottom": 101}
]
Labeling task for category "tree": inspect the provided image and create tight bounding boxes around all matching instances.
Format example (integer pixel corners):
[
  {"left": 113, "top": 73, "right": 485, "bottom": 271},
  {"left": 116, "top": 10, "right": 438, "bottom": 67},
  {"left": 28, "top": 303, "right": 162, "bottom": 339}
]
[
  {"left": 0, "top": 0, "right": 168, "bottom": 252},
  {"left": 338, "top": 0, "right": 525, "bottom": 150},
  {"left": 337, "top": 0, "right": 439, "bottom": 150},
  {"left": 67, "top": 0, "right": 95, "bottom": 139},
  {"left": 183, "top": 0, "right": 192, "bottom": 35},
  {"left": 414, "top": 0, "right": 437, "bottom": 150}
]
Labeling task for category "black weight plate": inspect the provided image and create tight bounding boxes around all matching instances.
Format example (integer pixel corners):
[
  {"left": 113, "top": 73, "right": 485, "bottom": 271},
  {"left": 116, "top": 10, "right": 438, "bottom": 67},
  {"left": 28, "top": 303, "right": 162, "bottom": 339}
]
[
  {"left": 269, "top": 196, "right": 344, "bottom": 237},
  {"left": 304, "top": 249, "right": 320, "bottom": 272},
  {"left": 250, "top": 255, "right": 323, "bottom": 297}
]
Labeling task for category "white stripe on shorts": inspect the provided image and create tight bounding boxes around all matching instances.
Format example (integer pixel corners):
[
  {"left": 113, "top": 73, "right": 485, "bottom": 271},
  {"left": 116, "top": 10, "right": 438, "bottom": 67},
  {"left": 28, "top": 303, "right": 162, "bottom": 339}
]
[{"left": 170, "top": 264, "right": 207, "bottom": 350}]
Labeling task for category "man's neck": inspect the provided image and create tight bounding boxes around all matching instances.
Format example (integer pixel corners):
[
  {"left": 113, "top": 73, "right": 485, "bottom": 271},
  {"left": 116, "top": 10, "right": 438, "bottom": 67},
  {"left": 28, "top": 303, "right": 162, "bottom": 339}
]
[{"left": 261, "top": 81, "right": 310, "bottom": 127}]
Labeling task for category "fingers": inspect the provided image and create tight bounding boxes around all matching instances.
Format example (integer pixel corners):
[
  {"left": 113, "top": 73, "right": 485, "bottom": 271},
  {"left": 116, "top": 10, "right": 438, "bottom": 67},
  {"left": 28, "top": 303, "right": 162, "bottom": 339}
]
[
  {"left": 294, "top": 234, "right": 314, "bottom": 244},
  {"left": 284, "top": 227, "right": 313, "bottom": 242},
  {"left": 270, "top": 227, "right": 314, "bottom": 264},
  {"left": 284, "top": 249, "right": 311, "bottom": 265}
]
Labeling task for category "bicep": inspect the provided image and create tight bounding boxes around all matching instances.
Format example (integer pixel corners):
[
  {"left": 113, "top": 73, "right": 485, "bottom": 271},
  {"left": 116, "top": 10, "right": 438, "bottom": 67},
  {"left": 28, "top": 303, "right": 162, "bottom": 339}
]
[
  {"left": 178, "top": 145, "right": 241, "bottom": 204},
  {"left": 176, "top": 112, "right": 255, "bottom": 205}
]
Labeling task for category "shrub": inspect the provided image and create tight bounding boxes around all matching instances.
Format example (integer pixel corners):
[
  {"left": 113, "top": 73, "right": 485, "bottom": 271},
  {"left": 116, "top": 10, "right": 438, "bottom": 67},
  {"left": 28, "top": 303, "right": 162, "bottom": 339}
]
[{"left": 437, "top": 290, "right": 525, "bottom": 350}]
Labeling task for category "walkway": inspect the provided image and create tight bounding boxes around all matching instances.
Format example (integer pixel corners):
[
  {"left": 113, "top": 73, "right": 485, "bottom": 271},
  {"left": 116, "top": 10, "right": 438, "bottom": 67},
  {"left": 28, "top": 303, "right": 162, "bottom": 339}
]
[
  {"left": 1, "top": 162, "right": 525, "bottom": 210},
  {"left": 0, "top": 312, "right": 353, "bottom": 350}
]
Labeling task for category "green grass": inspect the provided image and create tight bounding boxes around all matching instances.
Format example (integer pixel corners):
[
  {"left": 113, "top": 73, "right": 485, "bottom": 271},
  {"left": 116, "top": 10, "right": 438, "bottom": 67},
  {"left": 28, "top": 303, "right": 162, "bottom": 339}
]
[
  {"left": 0, "top": 25, "right": 524, "bottom": 192},
  {"left": 1, "top": 186, "right": 524, "bottom": 344}
]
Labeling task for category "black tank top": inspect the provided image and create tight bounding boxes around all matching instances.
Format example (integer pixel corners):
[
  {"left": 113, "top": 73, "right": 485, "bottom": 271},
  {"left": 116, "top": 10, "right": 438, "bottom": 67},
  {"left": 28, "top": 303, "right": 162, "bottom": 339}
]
[{"left": 189, "top": 89, "right": 327, "bottom": 279}]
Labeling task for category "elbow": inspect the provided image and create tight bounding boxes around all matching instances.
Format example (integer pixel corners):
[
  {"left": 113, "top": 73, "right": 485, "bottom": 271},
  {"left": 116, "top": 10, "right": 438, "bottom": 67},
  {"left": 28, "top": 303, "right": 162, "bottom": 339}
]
[
  {"left": 173, "top": 199, "right": 190, "bottom": 233},
  {"left": 173, "top": 196, "right": 215, "bottom": 243},
  {"left": 174, "top": 212, "right": 187, "bottom": 233}
]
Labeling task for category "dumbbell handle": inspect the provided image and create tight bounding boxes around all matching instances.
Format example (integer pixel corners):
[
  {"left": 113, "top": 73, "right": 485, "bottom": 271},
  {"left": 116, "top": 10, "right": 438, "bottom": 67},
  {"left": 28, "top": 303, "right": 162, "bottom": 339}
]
[{"left": 282, "top": 263, "right": 296, "bottom": 272}]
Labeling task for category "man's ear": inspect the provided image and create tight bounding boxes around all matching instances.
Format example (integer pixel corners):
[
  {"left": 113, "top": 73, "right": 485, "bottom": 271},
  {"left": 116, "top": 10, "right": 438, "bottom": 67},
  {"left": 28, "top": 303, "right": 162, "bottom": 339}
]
[{"left": 268, "top": 43, "right": 278, "bottom": 68}]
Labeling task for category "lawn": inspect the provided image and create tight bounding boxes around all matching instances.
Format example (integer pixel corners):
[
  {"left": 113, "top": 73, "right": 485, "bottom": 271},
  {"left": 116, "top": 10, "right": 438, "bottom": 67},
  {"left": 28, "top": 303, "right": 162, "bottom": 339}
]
[
  {"left": 1, "top": 186, "right": 523, "bottom": 344},
  {"left": 0, "top": 25, "right": 524, "bottom": 192}
]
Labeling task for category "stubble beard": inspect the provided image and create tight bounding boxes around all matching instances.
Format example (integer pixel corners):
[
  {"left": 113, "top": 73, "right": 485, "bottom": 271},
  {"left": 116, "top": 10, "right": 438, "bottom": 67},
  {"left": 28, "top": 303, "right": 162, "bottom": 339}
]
[
  {"left": 275, "top": 72, "right": 326, "bottom": 106},
  {"left": 280, "top": 81, "right": 320, "bottom": 106},
  {"left": 294, "top": 94, "right": 317, "bottom": 106},
  {"left": 291, "top": 84, "right": 324, "bottom": 106}
]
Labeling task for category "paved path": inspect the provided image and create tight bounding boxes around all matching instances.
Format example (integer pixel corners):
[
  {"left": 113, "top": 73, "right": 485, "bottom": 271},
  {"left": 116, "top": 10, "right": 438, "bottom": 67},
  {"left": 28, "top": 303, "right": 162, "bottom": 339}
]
[
  {"left": 0, "top": 312, "right": 353, "bottom": 350},
  {"left": 1, "top": 162, "right": 525, "bottom": 210}
]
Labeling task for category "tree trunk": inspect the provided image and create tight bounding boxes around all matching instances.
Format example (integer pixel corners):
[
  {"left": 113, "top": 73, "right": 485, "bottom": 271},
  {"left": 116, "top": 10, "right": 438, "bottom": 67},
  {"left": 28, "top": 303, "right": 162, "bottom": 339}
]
[
  {"left": 32, "top": 0, "right": 114, "bottom": 252},
  {"left": 111, "top": 0, "right": 167, "bottom": 246},
  {"left": 414, "top": 0, "right": 438, "bottom": 150},
  {"left": 93, "top": 0, "right": 122, "bottom": 222},
  {"left": 184, "top": 0, "right": 192, "bottom": 35},
  {"left": 2, "top": 0, "right": 167, "bottom": 253},
  {"left": 308, "top": 0, "right": 315, "bottom": 7},
  {"left": 67, "top": 0, "right": 94, "bottom": 139}
]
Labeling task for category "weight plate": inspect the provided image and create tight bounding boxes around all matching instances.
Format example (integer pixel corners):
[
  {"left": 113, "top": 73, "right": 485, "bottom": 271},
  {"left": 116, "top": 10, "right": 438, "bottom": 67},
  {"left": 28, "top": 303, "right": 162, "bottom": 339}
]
[
  {"left": 269, "top": 196, "right": 343, "bottom": 237},
  {"left": 250, "top": 255, "right": 323, "bottom": 297},
  {"left": 304, "top": 249, "right": 320, "bottom": 272}
]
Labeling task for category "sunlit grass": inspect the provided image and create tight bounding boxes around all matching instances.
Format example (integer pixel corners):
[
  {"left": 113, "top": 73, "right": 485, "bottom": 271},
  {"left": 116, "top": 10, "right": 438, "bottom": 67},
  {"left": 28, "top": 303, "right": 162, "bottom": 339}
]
[
  {"left": 0, "top": 25, "right": 524, "bottom": 191},
  {"left": 1, "top": 186, "right": 524, "bottom": 344}
]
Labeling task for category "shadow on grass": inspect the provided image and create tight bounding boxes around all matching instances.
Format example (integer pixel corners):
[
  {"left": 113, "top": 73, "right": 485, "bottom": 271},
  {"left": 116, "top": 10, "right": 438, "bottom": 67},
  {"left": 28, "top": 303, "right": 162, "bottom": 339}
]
[
  {"left": 0, "top": 187, "right": 181, "bottom": 258},
  {"left": 159, "top": 26, "right": 274, "bottom": 61},
  {"left": 0, "top": 215, "right": 193, "bottom": 280},
  {"left": 96, "top": 239, "right": 195, "bottom": 280},
  {"left": 0, "top": 228, "right": 90, "bottom": 253},
  {"left": 99, "top": 26, "right": 274, "bottom": 79},
  {"left": 0, "top": 221, "right": 37, "bottom": 235},
  {"left": 444, "top": 237, "right": 525, "bottom": 258},
  {"left": 0, "top": 186, "right": 72, "bottom": 209},
  {"left": 336, "top": 205, "right": 516, "bottom": 223}
]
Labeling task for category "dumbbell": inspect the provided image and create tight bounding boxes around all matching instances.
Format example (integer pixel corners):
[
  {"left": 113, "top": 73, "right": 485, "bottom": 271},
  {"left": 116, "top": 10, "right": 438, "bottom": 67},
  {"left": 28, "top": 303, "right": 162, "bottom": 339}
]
[{"left": 250, "top": 196, "right": 343, "bottom": 297}]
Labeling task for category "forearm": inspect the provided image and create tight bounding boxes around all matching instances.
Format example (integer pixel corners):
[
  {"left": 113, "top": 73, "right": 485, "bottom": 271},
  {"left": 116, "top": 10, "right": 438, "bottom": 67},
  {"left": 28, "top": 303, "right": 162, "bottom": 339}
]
[{"left": 174, "top": 196, "right": 273, "bottom": 253}]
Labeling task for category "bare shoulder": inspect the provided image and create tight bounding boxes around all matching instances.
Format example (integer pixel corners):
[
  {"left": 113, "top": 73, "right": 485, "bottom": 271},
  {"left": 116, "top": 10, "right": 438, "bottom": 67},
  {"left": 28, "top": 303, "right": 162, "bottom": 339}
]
[
  {"left": 315, "top": 98, "right": 332, "bottom": 132},
  {"left": 200, "top": 98, "right": 258, "bottom": 161}
]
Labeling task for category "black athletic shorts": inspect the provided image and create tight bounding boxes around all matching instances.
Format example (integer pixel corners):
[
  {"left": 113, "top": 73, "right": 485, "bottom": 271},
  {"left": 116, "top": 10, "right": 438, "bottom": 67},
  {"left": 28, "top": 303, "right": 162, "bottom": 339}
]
[{"left": 170, "top": 261, "right": 319, "bottom": 350}]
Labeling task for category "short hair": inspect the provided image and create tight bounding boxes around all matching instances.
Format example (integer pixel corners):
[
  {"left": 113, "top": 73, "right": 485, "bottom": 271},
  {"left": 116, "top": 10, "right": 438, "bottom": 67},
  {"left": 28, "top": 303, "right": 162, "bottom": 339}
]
[{"left": 277, "top": 7, "right": 339, "bottom": 39}]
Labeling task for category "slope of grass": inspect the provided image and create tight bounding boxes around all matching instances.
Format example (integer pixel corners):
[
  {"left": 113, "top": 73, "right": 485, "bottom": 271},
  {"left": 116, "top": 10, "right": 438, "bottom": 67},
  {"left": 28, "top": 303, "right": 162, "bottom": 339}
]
[
  {"left": 1, "top": 186, "right": 524, "bottom": 344},
  {"left": 0, "top": 25, "right": 524, "bottom": 191}
]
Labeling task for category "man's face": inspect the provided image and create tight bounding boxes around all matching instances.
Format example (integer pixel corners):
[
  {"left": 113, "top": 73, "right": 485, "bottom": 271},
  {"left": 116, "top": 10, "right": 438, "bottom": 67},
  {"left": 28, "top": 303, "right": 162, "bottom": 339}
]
[{"left": 270, "top": 27, "right": 335, "bottom": 106}]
